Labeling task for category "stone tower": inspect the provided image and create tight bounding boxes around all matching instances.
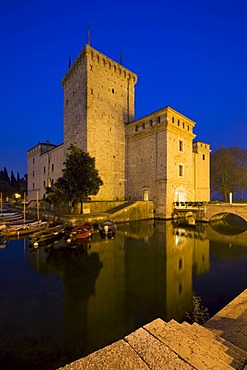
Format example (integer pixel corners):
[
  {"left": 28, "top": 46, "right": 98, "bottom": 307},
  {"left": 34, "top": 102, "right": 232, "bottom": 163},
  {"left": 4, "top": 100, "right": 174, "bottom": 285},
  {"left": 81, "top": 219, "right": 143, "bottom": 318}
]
[{"left": 62, "top": 45, "right": 137, "bottom": 200}]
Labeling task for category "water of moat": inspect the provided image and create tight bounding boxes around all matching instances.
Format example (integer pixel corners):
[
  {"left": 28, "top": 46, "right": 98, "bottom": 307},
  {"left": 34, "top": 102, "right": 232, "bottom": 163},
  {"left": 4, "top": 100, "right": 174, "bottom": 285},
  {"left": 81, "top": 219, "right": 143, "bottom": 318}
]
[{"left": 1, "top": 219, "right": 247, "bottom": 370}]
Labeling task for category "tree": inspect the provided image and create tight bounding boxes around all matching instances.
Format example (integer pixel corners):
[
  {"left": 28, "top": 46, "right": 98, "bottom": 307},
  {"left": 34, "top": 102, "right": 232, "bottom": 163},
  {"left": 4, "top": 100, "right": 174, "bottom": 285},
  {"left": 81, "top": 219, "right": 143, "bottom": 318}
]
[
  {"left": 46, "top": 145, "right": 103, "bottom": 211},
  {"left": 211, "top": 147, "right": 247, "bottom": 201}
]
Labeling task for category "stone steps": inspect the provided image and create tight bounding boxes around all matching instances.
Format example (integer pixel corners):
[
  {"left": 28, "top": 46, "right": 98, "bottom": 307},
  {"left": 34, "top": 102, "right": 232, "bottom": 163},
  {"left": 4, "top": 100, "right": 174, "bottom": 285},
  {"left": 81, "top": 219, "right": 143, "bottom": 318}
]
[
  {"left": 58, "top": 318, "right": 247, "bottom": 369},
  {"left": 190, "top": 322, "right": 247, "bottom": 366},
  {"left": 144, "top": 318, "right": 237, "bottom": 369}
]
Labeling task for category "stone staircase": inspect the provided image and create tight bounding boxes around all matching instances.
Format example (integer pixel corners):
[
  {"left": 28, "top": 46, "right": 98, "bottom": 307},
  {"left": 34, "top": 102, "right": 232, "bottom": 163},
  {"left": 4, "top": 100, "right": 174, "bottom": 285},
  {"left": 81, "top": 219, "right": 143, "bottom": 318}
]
[
  {"left": 139, "top": 318, "right": 247, "bottom": 369},
  {"left": 107, "top": 201, "right": 136, "bottom": 214},
  {"left": 58, "top": 318, "right": 247, "bottom": 369}
]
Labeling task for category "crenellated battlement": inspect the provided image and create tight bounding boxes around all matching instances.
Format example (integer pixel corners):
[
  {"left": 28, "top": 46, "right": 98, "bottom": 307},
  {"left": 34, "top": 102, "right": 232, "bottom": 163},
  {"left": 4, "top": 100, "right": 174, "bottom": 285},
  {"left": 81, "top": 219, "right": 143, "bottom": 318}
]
[{"left": 62, "top": 44, "right": 137, "bottom": 87}]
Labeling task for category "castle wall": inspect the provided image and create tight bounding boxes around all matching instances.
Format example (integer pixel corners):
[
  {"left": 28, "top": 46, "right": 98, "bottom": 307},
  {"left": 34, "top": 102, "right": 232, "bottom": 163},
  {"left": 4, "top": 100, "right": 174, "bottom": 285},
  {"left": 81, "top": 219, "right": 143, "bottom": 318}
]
[
  {"left": 126, "top": 107, "right": 197, "bottom": 218},
  {"left": 27, "top": 44, "right": 210, "bottom": 216},
  {"left": 62, "top": 48, "right": 88, "bottom": 155},
  {"left": 27, "top": 143, "right": 64, "bottom": 201},
  {"left": 62, "top": 45, "right": 137, "bottom": 201},
  {"left": 193, "top": 142, "right": 211, "bottom": 202}
]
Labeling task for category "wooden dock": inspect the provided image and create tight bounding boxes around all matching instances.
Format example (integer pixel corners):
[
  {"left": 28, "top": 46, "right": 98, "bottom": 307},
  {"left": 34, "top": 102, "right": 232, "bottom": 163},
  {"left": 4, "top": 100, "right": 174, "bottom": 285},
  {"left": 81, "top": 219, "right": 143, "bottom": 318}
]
[{"left": 58, "top": 289, "right": 247, "bottom": 369}]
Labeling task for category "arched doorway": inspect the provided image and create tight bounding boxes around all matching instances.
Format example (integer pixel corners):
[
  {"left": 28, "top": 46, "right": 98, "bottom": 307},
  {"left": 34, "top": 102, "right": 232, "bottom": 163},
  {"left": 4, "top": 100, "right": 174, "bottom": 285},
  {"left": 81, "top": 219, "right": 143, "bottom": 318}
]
[{"left": 143, "top": 188, "right": 149, "bottom": 201}]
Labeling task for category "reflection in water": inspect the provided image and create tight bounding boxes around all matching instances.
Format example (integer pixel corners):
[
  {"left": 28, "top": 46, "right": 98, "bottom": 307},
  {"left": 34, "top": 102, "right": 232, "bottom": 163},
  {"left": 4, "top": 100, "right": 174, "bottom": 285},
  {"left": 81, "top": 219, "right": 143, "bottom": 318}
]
[
  {"left": 209, "top": 213, "right": 247, "bottom": 235},
  {"left": 1, "top": 220, "right": 247, "bottom": 370}
]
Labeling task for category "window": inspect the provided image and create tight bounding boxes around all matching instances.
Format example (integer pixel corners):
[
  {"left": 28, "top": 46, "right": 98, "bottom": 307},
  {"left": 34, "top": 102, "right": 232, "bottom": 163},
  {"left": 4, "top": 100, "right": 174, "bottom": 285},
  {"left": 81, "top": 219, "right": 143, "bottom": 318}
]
[
  {"left": 142, "top": 122, "right": 145, "bottom": 129},
  {"left": 172, "top": 117, "right": 175, "bottom": 123},
  {"left": 52, "top": 164, "right": 54, "bottom": 171},
  {"left": 202, "top": 154, "right": 205, "bottom": 160},
  {"left": 157, "top": 116, "right": 161, "bottom": 123},
  {"left": 179, "top": 164, "right": 184, "bottom": 177},
  {"left": 182, "top": 122, "right": 185, "bottom": 128},
  {"left": 178, "top": 119, "right": 180, "bottom": 126},
  {"left": 44, "top": 166, "right": 46, "bottom": 174},
  {"left": 179, "top": 140, "right": 184, "bottom": 152},
  {"left": 33, "top": 183, "right": 34, "bottom": 189},
  {"left": 43, "top": 181, "right": 46, "bottom": 187},
  {"left": 178, "top": 258, "right": 183, "bottom": 270},
  {"left": 33, "top": 170, "right": 35, "bottom": 177},
  {"left": 33, "top": 158, "right": 35, "bottom": 164},
  {"left": 135, "top": 125, "right": 138, "bottom": 132},
  {"left": 112, "top": 88, "right": 115, "bottom": 93},
  {"left": 149, "top": 119, "right": 153, "bottom": 126}
]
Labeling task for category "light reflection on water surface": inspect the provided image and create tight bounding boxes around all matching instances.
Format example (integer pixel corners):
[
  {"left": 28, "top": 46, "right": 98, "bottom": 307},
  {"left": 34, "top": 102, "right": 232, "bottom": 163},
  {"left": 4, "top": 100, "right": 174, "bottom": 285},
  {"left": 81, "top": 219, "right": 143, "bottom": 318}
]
[{"left": 0, "top": 220, "right": 247, "bottom": 370}]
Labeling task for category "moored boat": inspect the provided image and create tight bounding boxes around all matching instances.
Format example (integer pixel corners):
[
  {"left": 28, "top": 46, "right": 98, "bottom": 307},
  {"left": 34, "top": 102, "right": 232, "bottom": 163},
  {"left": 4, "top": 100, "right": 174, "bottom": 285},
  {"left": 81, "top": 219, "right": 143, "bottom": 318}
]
[
  {"left": 28, "top": 224, "right": 66, "bottom": 248},
  {"left": 0, "top": 213, "right": 23, "bottom": 223},
  {"left": 99, "top": 220, "right": 117, "bottom": 238},
  {"left": 1, "top": 220, "right": 50, "bottom": 238},
  {"left": 67, "top": 222, "right": 93, "bottom": 244}
]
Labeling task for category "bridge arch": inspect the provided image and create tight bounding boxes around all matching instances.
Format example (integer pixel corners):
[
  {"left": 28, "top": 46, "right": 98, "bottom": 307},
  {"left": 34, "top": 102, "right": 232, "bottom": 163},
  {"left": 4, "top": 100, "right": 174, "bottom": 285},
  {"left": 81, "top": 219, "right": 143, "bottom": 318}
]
[
  {"left": 209, "top": 212, "right": 247, "bottom": 235},
  {"left": 204, "top": 204, "right": 247, "bottom": 223}
]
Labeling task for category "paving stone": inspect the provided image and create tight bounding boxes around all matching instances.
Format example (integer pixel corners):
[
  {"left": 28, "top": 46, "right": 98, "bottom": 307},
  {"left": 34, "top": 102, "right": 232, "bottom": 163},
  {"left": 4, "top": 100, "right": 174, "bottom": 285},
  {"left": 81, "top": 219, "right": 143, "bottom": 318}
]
[
  {"left": 204, "top": 289, "right": 247, "bottom": 353},
  {"left": 57, "top": 339, "right": 149, "bottom": 370},
  {"left": 175, "top": 320, "right": 242, "bottom": 369},
  {"left": 125, "top": 326, "right": 195, "bottom": 369},
  {"left": 144, "top": 318, "right": 233, "bottom": 369},
  {"left": 190, "top": 322, "right": 247, "bottom": 366}
]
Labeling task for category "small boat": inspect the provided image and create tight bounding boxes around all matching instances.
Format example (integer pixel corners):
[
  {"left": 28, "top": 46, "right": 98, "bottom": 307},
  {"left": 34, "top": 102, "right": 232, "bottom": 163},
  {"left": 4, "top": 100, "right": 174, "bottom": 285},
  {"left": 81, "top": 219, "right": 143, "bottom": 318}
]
[
  {"left": 4, "top": 219, "right": 39, "bottom": 229},
  {"left": 67, "top": 222, "right": 93, "bottom": 244},
  {"left": 0, "top": 213, "right": 23, "bottom": 223},
  {"left": 1, "top": 220, "right": 50, "bottom": 238},
  {"left": 99, "top": 220, "right": 117, "bottom": 238},
  {"left": 29, "top": 224, "right": 66, "bottom": 248}
]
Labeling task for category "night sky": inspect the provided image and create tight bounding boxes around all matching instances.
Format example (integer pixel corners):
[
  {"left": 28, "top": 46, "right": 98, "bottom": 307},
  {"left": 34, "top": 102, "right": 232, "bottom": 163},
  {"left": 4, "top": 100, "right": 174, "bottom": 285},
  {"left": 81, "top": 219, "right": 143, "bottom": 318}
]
[{"left": 1, "top": 0, "right": 247, "bottom": 177}]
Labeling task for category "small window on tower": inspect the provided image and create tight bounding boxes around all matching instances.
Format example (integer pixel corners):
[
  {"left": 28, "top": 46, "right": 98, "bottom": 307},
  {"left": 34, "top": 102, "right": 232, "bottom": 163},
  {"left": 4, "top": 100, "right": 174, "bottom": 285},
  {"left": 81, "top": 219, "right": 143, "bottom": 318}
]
[
  {"left": 112, "top": 88, "right": 115, "bottom": 93},
  {"left": 179, "top": 140, "right": 184, "bottom": 152},
  {"left": 135, "top": 125, "right": 138, "bottom": 132},
  {"left": 202, "top": 154, "right": 205, "bottom": 160},
  {"left": 142, "top": 122, "right": 145, "bottom": 129},
  {"left": 179, "top": 164, "right": 184, "bottom": 177}
]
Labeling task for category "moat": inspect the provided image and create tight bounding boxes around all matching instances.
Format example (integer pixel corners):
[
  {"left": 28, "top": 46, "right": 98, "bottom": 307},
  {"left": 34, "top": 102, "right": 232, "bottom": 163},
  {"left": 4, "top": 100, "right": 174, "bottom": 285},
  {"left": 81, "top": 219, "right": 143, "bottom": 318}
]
[{"left": 1, "top": 220, "right": 247, "bottom": 370}]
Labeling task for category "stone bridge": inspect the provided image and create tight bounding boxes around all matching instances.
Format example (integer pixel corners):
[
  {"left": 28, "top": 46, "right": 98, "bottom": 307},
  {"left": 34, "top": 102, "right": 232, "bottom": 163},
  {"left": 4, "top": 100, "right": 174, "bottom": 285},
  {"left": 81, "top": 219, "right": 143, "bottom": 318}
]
[
  {"left": 173, "top": 202, "right": 247, "bottom": 223},
  {"left": 202, "top": 203, "right": 247, "bottom": 222}
]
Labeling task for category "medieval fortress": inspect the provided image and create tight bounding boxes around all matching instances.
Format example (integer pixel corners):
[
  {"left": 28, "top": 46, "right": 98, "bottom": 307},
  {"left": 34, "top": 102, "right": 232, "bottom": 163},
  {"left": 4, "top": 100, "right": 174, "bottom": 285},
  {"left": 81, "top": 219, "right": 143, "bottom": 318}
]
[{"left": 27, "top": 44, "right": 210, "bottom": 218}]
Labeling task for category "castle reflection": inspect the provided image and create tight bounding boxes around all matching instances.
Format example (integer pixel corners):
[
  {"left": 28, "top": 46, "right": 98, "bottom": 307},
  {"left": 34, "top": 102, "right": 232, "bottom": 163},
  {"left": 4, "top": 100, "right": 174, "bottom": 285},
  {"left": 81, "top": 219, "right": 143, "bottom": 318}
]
[{"left": 27, "top": 220, "right": 210, "bottom": 361}]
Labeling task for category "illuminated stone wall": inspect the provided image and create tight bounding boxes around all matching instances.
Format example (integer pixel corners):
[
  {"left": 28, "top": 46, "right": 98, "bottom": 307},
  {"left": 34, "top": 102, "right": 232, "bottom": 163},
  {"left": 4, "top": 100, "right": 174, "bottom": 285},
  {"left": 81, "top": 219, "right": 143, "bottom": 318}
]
[
  {"left": 126, "top": 106, "right": 202, "bottom": 218},
  {"left": 27, "top": 44, "right": 210, "bottom": 212},
  {"left": 27, "top": 142, "right": 64, "bottom": 202},
  {"left": 193, "top": 141, "right": 211, "bottom": 202},
  {"left": 62, "top": 45, "right": 137, "bottom": 201}
]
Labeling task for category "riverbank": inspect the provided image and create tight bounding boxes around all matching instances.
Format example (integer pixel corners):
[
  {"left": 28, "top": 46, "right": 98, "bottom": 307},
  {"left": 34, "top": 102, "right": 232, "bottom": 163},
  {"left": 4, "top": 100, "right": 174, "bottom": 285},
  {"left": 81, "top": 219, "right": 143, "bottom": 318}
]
[{"left": 58, "top": 289, "right": 247, "bottom": 369}]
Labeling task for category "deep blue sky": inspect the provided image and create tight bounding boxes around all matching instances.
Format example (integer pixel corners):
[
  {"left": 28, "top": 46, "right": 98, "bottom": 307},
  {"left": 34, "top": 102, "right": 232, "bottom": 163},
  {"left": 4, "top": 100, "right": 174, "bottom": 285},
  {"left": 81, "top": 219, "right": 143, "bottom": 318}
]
[{"left": 1, "top": 0, "right": 247, "bottom": 177}]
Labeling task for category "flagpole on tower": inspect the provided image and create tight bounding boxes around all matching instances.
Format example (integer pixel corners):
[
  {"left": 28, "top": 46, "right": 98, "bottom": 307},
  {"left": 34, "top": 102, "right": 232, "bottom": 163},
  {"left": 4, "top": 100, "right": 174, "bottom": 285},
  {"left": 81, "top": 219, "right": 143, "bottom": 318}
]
[
  {"left": 120, "top": 45, "right": 123, "bottom": 65},
  {"left": 88, "top": 22, "right": 91, "bottom": 46}
]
